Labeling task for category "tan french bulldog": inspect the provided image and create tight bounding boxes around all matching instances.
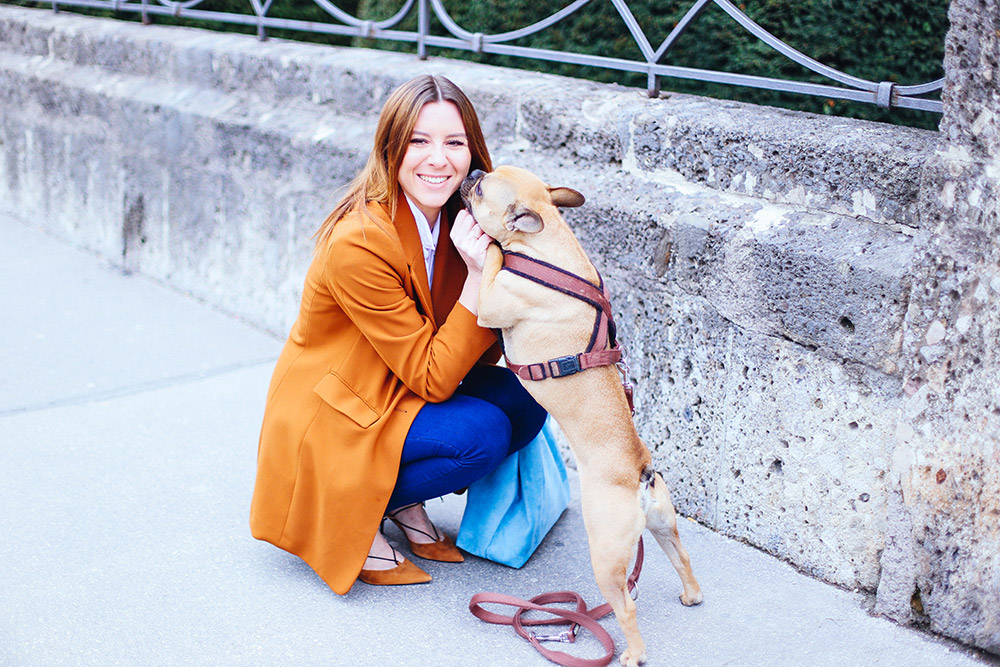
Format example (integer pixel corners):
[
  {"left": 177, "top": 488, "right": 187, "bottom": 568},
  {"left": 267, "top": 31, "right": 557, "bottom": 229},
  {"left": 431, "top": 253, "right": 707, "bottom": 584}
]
[{"left": 461, "top": 165, "right": 702, "bottom": 667}]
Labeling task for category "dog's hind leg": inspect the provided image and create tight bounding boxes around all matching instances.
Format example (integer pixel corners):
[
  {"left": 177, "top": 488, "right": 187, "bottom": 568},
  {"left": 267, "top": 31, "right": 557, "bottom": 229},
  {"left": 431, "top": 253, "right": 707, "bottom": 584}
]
[
  {"left": 642, "top": 469, "right": 703, "bottom": 606},
  {"left": 582, "top": 487, "right": 648, "bottom": 666}
]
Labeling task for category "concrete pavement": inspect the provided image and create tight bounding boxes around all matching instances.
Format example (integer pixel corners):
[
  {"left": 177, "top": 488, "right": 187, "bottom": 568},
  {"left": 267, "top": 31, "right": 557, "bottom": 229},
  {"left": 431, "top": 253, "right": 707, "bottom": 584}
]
[{"left": 0, "top": 212, "right": 993, "bottom": 667}]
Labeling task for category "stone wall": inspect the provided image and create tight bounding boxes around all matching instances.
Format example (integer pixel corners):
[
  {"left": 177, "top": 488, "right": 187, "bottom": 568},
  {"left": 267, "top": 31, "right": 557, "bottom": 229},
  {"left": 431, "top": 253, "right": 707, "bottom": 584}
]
[
  {"left": 874, "top": 0, "right": 1000, "bottom": 653},
  {"left": 0, "top": 4, "right": 995, "bottom": 654}
]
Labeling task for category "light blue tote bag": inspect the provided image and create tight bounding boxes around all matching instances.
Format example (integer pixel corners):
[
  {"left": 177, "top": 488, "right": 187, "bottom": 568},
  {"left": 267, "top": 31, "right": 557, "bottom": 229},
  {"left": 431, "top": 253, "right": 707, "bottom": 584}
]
[{"left": 457, "top": 416, "right": 571, "bottom": 568}]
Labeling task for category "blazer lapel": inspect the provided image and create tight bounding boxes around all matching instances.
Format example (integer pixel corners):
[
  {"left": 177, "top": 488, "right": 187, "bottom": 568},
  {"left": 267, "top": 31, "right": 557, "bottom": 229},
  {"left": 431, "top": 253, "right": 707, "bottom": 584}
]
[
  {"left": 393, "top": 193, "right": 436, "bottom": 326},
  {"left": 431, "top": 212, "right": 468, "bottom": 327}
]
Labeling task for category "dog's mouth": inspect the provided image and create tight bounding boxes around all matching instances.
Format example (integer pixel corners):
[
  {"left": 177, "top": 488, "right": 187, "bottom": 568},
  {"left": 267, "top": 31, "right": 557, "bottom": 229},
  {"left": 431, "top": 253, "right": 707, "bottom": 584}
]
[{"left": 460, "top": 169, "right": 487, "bottom": 212}]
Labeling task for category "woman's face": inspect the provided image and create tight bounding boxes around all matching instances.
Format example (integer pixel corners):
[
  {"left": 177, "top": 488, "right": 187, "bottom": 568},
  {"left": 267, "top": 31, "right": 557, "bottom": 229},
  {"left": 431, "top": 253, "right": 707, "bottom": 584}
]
[{"left": 398, "top": 101, "right": 472, "bottom": 225}]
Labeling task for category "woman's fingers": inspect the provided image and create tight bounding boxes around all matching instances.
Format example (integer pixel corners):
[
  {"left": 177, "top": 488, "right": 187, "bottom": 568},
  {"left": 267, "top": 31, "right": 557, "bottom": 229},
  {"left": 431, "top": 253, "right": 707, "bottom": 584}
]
[{"left": 452, "top": 209, "right": 492, "bottom": 273}]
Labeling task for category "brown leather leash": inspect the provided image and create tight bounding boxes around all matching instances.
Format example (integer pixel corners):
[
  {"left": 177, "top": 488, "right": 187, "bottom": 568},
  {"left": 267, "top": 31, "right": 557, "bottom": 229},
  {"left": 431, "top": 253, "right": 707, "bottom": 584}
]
[
  {"left": 469, "top": 538, "right": 644, "bottom": 667},
  {"left": 497, "top": 249, "right": 635, "bottom": 414}
]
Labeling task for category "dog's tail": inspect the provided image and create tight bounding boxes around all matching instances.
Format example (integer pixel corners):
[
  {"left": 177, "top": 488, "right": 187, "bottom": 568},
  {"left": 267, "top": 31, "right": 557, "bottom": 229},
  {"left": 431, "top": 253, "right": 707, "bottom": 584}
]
[{"left": 638, "top": 466, "right": 659, "bottom": 515}]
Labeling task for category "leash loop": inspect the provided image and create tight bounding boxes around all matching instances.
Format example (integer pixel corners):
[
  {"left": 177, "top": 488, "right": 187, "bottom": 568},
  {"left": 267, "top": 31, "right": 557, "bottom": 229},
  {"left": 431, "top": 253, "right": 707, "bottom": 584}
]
[{"left": 468, "top": 538, "right": 644, "bottom": 667}]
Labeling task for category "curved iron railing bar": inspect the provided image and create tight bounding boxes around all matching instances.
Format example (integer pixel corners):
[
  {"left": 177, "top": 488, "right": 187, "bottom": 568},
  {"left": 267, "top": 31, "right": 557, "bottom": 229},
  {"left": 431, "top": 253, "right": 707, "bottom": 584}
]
[
  {"left": 61, "top": 0, "right": 422, "bottom": 40},
  {"left": 652, "top": 0, "right": 713, "bottom": 62},
  {"left": 151, "top": 0, "right": 203, "bottom": 11},
  {"left": 608, "top": 0, "right": 654, "bottom": 62},
  {"left": 421, "top": 33, "right": 941, "bottom": 113},
  {"left": 427, "top": 0, "right": 592, "bottom": 45},
  {"left": 711, "top": 0, "right": 940, "bottom": 96},
  {"left": 310, "top": 0, "right": 414, "bottom": 30},
  {"left": 247, "top": 0, "right": 270, "bottom": 17},
  {"left": 895, "top": 78, "right": 945, "bottom": 96},
  {"left": 426, "top": 0, "right": 941, "bottom": 106},
  {"left": 37, "top": 0, "right": 942, "bottom": 113},
  {"left": 111, "top": 0, "right": 415, "bottom": 32}
]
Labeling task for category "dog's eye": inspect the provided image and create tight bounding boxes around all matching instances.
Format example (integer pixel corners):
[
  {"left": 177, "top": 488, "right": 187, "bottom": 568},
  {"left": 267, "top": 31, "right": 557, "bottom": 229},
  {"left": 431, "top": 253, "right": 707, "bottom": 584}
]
[{"left": 475, "top": 181, "right": 483, "bottom": 197}]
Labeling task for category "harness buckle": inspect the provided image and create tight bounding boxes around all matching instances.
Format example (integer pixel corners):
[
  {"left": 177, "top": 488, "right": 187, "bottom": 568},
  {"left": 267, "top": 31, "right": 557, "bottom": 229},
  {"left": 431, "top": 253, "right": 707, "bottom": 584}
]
[{"left": 549, "top": 355, "right": 582, "bottom": 377}]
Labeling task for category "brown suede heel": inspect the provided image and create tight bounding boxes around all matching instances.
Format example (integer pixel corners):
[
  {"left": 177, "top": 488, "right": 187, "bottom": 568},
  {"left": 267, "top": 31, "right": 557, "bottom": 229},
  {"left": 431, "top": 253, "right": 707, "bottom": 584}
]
[
  {"left": 386, "top": 502, "right": 465, "bottom": 563},
  {"left": 404, "top": 530, "right": 464, "bottom": 563},
  {"left": 358, "top": 556, "right": 432, "bottom": 586}
]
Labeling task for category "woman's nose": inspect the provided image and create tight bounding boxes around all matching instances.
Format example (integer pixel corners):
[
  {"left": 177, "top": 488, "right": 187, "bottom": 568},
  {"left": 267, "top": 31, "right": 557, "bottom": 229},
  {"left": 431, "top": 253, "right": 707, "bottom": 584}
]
[{"left": 427, "top": 142, "right": 446, "bottom": 164}]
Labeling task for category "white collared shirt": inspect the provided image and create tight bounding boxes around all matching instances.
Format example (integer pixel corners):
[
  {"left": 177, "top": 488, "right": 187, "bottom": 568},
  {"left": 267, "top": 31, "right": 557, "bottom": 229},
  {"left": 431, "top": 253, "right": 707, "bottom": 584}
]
[{"left": 403, "top": 194, "right": 441, "bottom": 288}]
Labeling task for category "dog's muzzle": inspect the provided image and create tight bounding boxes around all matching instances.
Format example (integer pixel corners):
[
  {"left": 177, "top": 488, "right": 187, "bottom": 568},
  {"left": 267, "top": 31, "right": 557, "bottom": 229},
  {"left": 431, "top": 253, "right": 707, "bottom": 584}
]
[{"left": 460, "top": 169, "right": 487, "bottom": 209}]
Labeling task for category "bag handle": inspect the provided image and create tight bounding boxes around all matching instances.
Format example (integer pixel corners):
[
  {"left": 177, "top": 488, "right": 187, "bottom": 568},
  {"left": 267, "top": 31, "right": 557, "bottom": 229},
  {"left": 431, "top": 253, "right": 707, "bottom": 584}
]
[{"left": 468, "top": 538, "right": 644, "bottom": 667}]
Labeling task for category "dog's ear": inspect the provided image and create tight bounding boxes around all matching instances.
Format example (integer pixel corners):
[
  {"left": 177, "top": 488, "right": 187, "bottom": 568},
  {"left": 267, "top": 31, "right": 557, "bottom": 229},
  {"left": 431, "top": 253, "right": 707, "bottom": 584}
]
[
  {"left": 506, "top": 209, "right": 544, "bottom": 234},
  {"left": 548, "top": 187, "right": 585, "bottom": 208}
]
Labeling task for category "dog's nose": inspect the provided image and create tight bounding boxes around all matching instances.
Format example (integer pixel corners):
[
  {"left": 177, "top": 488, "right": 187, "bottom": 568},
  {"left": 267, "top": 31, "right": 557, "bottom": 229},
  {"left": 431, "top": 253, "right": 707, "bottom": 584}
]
[{"left": 460, "top": 170, "right": 486, "bottom": 202}]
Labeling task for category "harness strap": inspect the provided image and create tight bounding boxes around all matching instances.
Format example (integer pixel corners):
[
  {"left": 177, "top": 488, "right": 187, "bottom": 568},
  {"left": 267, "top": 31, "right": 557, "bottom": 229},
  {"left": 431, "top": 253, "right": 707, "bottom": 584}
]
[
  {"left": 502, "top": 251, "right": 616, "bottom": 353},
  {"left": 499, "top": 250, "right": 634, "bottom": 414},
  {"left": 507, "top": 349, "right": 622, "bottom": 382},
  {"left": 469, "top": 538, "right": 644, "bottom": 667}
]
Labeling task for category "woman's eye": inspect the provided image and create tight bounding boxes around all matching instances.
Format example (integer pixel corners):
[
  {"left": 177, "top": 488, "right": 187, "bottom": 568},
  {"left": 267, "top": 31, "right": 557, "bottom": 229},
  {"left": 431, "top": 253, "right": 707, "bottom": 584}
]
[
  {"left": 410, "top": 137, "right": 428, "bottom": 145},
  {"left": 447, "top": 139, "right": 467, "bottom": 147}
]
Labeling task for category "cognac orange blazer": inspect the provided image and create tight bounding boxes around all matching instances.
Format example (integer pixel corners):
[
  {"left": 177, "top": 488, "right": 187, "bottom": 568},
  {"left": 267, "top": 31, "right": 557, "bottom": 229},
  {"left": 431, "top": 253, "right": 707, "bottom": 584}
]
[{"left": 250, "top": 193, "right": 498, "bottom": 594}]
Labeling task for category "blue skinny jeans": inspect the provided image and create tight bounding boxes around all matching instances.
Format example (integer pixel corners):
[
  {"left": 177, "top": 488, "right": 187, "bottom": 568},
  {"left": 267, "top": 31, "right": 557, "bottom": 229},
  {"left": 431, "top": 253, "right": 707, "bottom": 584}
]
[{"left": 386, "top": 364, "right": 547, "bottom": 511}]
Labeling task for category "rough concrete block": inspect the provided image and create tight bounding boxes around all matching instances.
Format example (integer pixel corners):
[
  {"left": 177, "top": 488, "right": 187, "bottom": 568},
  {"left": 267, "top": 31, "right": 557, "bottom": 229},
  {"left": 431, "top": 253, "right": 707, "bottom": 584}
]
[
  {"left": 717, "top": 329, "right": 900, "bottom": 590},
  {"left": 627, "top": 101, "right": 937, "bottom": 229},
  {"left": 622, "top": 291, "right": 733, "bottom": 525}
]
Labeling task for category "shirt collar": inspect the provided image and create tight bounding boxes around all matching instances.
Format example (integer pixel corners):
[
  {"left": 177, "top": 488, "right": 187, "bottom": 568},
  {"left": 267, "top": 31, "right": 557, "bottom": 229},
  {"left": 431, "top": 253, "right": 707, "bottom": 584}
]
[{"left": 403, "top": 194, "right": 441, "bottom": 285}]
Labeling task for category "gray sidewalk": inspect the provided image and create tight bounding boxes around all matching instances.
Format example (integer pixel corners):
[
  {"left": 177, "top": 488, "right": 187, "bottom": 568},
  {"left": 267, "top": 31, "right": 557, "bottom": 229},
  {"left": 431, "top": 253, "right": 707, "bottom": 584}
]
[{"left": 0, "top": 212, "right": 992, "bottom": 667}]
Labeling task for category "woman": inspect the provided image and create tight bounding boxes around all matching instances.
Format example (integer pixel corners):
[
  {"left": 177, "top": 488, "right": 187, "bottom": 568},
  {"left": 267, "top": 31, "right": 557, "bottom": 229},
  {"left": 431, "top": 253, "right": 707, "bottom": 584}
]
[{"left": 250, "top": 75, "right": 546, "bottom": 593}]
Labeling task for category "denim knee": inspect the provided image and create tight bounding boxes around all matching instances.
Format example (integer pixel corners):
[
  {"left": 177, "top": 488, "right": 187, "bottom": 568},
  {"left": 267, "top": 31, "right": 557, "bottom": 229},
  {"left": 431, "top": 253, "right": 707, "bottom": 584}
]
[{"left": 460, "top": 403, "right": 512, "bottom": 475}]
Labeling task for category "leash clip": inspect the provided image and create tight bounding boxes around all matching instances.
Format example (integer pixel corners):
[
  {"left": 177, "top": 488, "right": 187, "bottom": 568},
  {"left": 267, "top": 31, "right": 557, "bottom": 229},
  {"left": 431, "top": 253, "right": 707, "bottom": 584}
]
[
  {"left": 530, "top": 626, "right": 577, "bottom": 644},
  {"left": 616, "top": 345, "right": 636, "bottom": 415}
]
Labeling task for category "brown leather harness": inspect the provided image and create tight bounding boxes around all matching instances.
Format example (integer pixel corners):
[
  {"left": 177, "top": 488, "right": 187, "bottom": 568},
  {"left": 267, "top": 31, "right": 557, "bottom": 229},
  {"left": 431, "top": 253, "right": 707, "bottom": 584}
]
[{"left": 498, "top": 249, "right": 634, "bottom": 414}]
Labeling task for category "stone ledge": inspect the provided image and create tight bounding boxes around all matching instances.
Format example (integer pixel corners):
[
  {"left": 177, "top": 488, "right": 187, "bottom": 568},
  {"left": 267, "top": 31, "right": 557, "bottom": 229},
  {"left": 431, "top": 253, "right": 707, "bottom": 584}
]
[{"left": 0, "top": 6, "right": 940, "bottom": 227}]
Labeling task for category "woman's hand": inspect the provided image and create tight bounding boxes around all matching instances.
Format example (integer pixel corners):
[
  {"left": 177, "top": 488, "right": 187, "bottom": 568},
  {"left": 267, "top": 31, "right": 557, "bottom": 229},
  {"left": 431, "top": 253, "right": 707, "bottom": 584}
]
[
  {"left": 451, "top": 209, "right": 493, "bottom": 276},
  {"left": 452, "top": 209, "right": 493, "bottom": 316}
]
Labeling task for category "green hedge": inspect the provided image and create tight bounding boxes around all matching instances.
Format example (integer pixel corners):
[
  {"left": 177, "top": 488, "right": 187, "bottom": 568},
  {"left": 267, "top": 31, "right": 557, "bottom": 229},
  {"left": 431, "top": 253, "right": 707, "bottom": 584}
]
[
  {"left": 355, "top": 0, "right": 948, "bottom": 130},
  {"left": 5, "top": 0, "right": 947, "bottom": 129}
]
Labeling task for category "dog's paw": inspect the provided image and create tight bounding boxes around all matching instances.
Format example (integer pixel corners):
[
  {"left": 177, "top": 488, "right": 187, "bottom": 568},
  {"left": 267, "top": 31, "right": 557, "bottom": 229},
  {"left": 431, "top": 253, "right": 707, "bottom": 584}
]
[
  {"left": 680, "top": 589, "right": 704, "bottom": 606},
  {"left": 619, "top": 648, "right": 647, "bottom": 666}
]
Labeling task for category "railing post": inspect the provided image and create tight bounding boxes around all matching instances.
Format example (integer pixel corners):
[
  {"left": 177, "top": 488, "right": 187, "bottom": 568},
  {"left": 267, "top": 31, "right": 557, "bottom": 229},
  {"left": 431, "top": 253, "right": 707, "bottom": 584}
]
[
  {"left": 418, "top": 0, "right": 428, "bottom": 60},
  {"left": 141, "top": 0, "right": 150, "bottom": 25},
  {"left": 647, "top": 71, "right": 660, "bottom": 98}
]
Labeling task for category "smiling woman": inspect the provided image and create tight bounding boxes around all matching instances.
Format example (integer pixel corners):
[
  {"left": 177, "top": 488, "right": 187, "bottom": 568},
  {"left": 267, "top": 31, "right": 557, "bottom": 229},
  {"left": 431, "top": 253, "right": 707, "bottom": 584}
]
[{"left": 249, "top": 75, "right": 548, "bottom": 593}]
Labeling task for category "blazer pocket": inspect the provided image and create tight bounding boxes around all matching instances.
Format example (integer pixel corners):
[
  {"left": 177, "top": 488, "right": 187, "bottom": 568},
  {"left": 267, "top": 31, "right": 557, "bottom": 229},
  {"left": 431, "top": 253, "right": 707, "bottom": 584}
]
[{"left": 313, "top": 372, "right": 380, "bottom": 428}]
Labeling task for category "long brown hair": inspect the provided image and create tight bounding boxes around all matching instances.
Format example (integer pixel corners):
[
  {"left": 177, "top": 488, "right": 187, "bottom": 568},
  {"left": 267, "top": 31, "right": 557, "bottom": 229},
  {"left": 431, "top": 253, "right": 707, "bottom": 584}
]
[{"left": 314, "top": 75, "right": 493, "bottom": 249}]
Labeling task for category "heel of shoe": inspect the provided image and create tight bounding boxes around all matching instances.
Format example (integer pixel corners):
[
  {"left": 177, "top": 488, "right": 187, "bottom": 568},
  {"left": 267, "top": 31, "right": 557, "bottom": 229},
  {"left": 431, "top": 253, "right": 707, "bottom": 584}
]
[
  {"left": 386, "top": 502, "right": 464, "bottom": 563},
  {"left": 403, "top": 528, "right": 464, "bottom": 563}
]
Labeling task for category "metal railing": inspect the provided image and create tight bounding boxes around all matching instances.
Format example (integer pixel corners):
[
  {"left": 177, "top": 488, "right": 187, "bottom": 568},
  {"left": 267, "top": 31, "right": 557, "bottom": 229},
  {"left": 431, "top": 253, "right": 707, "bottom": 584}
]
[{"left": 38, "top": 0, "right": 943, "bottom": 113}]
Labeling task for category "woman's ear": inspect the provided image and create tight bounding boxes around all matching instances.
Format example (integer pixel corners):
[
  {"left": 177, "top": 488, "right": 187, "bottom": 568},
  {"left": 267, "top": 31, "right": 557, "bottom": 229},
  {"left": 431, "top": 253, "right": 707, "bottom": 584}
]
[{"left": 548, "top": 187, "right": 585, "bottom": 208}]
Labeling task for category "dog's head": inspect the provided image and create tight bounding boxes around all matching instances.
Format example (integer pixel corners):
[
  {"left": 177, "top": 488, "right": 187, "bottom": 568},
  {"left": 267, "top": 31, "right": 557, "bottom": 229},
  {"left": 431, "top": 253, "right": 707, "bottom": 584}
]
[{"left": 460, "top": 166, "right": 584, "bottom": 243}]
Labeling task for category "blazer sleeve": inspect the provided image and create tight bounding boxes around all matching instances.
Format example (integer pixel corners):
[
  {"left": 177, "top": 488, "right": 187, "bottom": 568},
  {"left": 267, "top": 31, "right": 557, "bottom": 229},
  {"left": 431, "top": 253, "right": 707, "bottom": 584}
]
[{"left": 323, "top": 218, "right": 497, "bottom": 403}]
